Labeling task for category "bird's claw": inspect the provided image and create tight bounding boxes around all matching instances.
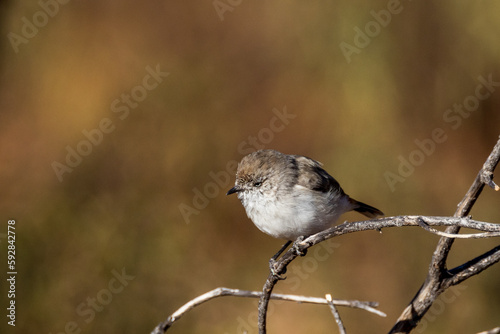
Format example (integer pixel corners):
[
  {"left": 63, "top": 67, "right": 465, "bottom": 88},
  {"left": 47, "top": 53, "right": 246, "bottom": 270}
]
[
  {"left": 269, "top": 258, "right": 287, "bottom": 280},
  {"left": 292, "top": 236, "right": 307, "bottom": 257}
]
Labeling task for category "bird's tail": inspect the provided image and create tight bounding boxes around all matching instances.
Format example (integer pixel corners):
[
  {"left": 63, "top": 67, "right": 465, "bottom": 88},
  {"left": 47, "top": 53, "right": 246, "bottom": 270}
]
[{"left": 349, "top": 198, "right": 384, "bottom": 218}]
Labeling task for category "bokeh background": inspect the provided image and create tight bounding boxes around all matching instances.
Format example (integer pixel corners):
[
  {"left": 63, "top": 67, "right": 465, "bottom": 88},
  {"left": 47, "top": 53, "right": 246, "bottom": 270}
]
[{"left": 1, "top": 1, "right": 499, "bottom": 333}]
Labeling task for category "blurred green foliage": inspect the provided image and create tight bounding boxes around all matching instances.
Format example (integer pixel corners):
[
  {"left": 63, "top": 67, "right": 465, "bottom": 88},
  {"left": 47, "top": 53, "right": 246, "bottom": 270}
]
[{"left": 1, "top": 1, "right": 499, "bottom": 333}]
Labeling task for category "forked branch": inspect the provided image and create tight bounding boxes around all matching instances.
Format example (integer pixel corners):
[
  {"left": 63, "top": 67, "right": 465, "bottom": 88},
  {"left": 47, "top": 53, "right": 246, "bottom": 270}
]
[
  {"left": 389, "top": 135, "right": 500, "bottom": 333},
  {"left": 151, "top": 287, "right": 385, "bottom": 333},
  {"left": 257, "top": 216, "right": 500, "bottom": 333}
]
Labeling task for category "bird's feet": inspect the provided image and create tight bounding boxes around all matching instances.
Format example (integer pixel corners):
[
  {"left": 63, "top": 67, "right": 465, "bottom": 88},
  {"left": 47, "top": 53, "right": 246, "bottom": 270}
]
[
  {"left": 269, "top": 257, "right": 287, "bottom": 280},
  {"left": 268, "top": 240, "right": 292, "bottom": 279},
  {"left": 292, "top": 236, "right": 307, "bottom": 257}
]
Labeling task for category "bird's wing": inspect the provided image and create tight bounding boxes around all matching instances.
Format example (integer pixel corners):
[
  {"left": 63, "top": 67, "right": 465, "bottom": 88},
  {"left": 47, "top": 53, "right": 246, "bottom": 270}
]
[{"left": 293, "top": 155, "right": 344, "bottom": 194}]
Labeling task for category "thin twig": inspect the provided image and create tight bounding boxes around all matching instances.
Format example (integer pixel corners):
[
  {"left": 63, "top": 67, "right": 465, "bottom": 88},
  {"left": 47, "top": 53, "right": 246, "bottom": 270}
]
[
  {"left": 151, "top": 287, "right": 385, "bottom": 333},
  {"left": 415, "top": 217, "right": 500, "bottom": 239},
  {"left": 258, "top": 273, "right": 276, "bottom": 334},
  {"left": 326, "top": 294, "right": 347, "bottom": 334},
  {"left": 304, "top": 216, "right": 500, "bottom": 246},
  {"left": 477, "top": 327, "right": 500, "bottom": 334},
  {"left": 445, "top": 244, "right": 500, "bottom": 287}
]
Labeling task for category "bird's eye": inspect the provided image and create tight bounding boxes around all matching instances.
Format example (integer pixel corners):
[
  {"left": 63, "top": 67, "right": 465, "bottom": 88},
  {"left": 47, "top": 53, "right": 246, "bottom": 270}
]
[{"left": 253, "top": 181, "right": 263, "bottom": 187}]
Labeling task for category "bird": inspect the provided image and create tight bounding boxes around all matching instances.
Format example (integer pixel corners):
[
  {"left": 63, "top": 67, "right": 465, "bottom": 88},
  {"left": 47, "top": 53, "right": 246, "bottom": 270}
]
[{"left": 227, "top": 149, "right": 384, "bottom": 240}]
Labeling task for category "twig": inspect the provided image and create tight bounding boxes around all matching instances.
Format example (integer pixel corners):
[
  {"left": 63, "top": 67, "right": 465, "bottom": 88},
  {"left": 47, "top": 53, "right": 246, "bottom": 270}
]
[
  {"left": 302, "top": 216, "right": 500, "bottom": 247},
  {"left": 477, "top": 327, "right": 500, "bottom": 334},
  {"left": 415, "top": 217, "right": 500, "bottom": 239},
  {"left": 258, "top": 272, "right": 278, "bottom": 333},
  {"left": 445, "top": 244, "right": 500, "bottom": 287},
  {"left": 151, "top": 287, "right": 385, "bottom": 333},
  {"left": 389, "top": 135, "right": 500, "bottom": 334},
  {"left": 326, "top": 294, "right": 346, "bottom": 334}
]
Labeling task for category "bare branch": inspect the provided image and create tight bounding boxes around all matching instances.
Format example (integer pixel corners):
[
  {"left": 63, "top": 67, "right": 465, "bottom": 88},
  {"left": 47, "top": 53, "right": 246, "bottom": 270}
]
[
  {"left": 151, "top": 287, "right": 385, "bottom": 333},
  {"left": 326, "top": 294, "right": 346, "bottom": 334},
  {"left": 301, "top": 216, "right": 500, "bottom": 250},
  {"left": 390, "top": 135, "right": 500, "bottom": 334},
  {"left": 267, "top": 292, "right": 386, "bottom": 317},
  {"left": 256, "top": 216, "right": 500, "bottom": 333},
  {"left": 445, "top": 245, "right": 500, "bottom": 287},
  {"left": 477, "top": 327, "right": 500, "bottom": 334},
  {"left": 258, "top": 272, "right": 277, "bottom": 333},
  {"left": 415, "top": 217, "right": 500, "bottom": 239}
]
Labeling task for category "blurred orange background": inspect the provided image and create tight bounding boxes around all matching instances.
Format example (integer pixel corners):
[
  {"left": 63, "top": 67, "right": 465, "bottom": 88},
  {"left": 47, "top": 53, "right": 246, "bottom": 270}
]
[{"left": 1, "top": 1, "right": 499, "bottom": 333}]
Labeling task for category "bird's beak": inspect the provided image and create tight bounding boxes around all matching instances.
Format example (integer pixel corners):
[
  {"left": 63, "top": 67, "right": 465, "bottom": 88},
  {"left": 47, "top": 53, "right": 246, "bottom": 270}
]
[{"left": 226, "top": 185, "right": 241, "bottom": 195}]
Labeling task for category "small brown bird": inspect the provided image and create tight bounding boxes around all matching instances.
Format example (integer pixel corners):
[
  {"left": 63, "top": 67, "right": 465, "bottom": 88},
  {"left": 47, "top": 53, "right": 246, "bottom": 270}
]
[{"left": 227, "top": 149, "right": 384, "bottom": 240}]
